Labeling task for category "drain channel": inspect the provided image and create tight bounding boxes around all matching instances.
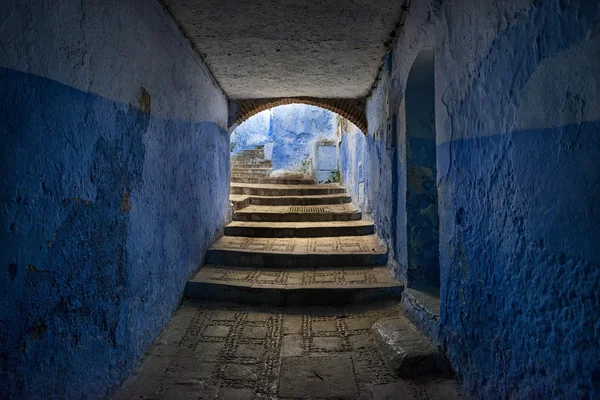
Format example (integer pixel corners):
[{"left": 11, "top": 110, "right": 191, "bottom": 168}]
[{"left": 288, "top": 206, "right": 331, "bottom": 213}]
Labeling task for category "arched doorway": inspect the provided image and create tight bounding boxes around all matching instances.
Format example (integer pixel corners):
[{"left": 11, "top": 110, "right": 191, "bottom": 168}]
[{"left": 405, "top": 49, "right": 439, "bottom": 291}]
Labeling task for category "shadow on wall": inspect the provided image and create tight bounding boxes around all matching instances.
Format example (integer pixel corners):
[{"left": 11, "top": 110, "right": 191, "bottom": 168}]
[
  {"left": 230, "top": 104, "right": 341, "bottom": 181},
  {"left": 404, "top": 49, "right": 439, "bottom": 291},
  {"left": 0, "top": 68, "right": 230, "bottom": 399}
]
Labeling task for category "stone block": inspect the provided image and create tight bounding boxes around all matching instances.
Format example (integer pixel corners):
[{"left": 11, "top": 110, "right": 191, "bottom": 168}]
[{"left": 372, "top": 317, "right": 451, "bottom": 379}]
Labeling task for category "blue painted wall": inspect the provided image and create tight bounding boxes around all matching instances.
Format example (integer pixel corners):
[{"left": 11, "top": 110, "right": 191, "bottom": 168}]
[
  {"left": 339, "top": 68, "right": 405, "bottom": 279},
  {"left": 339, "top": 122, "right": 367, "bottom": 208},
  {"left": 439, "top": 121, "right": 599, "bottom": 399},
  {"left": 231, "top": 104, "right": 337, "bottom": 172},
  {"left": 0, "top": 1, "right": 229, "bottom": 398},
  {"left": 341, "top": 0, "right": 600, "bottom": 398}
]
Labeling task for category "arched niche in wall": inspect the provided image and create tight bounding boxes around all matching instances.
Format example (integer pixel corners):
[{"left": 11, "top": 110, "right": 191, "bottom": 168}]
[{"left": 405, "top": 49, "right": 440, "bottom": 291}]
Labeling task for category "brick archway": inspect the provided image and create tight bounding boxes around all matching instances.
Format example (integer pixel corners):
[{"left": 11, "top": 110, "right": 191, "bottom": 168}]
[{"left": 228, "top": 97, "right": 368, "bottom": 134}]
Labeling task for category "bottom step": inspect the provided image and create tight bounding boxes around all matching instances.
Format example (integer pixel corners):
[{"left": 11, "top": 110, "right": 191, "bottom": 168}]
[{"left": 185, "top": 265, "right": 402, "bottom": 305}]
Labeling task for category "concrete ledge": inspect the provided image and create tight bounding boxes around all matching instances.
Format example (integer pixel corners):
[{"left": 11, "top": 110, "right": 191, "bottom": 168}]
[
  {"left": 372, "top": 317, "right": 451, "bottom": 379},
  {"left": 230, "top": 195, "right": 251, "bottom": 211},
  {"left": 401, "top": 288, "right": 441, "bottom": 343}
]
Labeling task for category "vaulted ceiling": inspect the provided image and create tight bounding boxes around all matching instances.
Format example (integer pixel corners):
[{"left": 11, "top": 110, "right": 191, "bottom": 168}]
[{"left": 161, "top": 0, "right": 408, "bottom": 100}]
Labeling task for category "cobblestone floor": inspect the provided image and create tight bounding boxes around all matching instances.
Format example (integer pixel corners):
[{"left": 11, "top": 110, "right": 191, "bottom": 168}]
[{"left": 115, "top": 300, "right": 465, "bottom": 400}]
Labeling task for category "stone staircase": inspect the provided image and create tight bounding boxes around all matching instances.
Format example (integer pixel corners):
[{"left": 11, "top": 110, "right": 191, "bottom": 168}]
[
  {"left": 118, "top": 147, "right": 463, "bottom": 398},
  {"left": 185, "top": 146, "right": 403, "bottom": 305}
]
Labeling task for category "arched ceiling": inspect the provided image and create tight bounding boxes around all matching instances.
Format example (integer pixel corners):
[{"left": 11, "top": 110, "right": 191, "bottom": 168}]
[{"left": 160, "top": 0, "right": 409, "bottom": 100}]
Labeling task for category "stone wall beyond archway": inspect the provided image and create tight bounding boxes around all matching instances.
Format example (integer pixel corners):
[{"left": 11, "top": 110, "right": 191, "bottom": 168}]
[{"left": 229, "top": 97, "right": 368, "bottom": 134}]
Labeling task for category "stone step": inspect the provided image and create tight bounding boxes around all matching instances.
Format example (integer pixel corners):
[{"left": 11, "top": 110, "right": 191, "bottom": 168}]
[
  {"left": 185, "top": 265, "right": 402, "bottom": 305},
  {"left": 230, "top": 170, "right": 273, "bottom": 176},
  {"left": 231, "top": 159, "right": 272, "bottom": 165},
  {"left": 225, "top": 220, "right": 375, "bottom": 237},
  {"left": 230, "top": 194, "right": 351, "bottom": 208},
  {"left": 233, "top": 204, "right": 361, "bottom": 222},
  {"left": 230, "top": 183, "right": 347, "bottom": 197},
  {"left": 231, "top": 165, "right": 272, "bottom": 170},
  {"left": 231, "top": 157, "right": 266, "bottom": 163},
  {"left": 231, "top": 167, "right": 273, "bottom": 171},
  {"left": 233, "top": 150, "right": 263, "bottom": 156},
  {"left": 229, "top": 169, "right": 271, "bottom": 178},
  {"left": 204, "top": 235, "right": 387, "bottom": 268},
  {"left": 230, "top": 195, "right": 252, "bottom": 211},
  {"left": 231, "top": 148, "right": 265, "bottom": 152},
  {"left": 231, "top": 164, "right": 272, "bottom": 169},
  {"left": 372, "top": 316, "right": 451, "bottom": 379},
  {"left": 230, "top": 177, "right": 315, "bottom": 185}
]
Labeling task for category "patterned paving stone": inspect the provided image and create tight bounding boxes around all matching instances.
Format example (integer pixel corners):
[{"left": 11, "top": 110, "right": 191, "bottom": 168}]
[
  {"left": 278, "top": 355, "right": 359, "bottom": 398},
  {"left": 189, "top": 265, "right": 398, "bottom": 289},
  {"left": 209, "top": 235, "right": 382, "bottom": 254},
  {"left": 312, "top": 336, "right": 342, "bottom": 351},
  {"left": 114, "top": 300, "right": 465, "bottom": 400}
]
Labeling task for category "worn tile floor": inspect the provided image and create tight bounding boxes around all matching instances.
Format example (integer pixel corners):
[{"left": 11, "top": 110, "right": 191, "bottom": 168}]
[
  {"left": 115, "top": 300, "right": 465, "bottom": 400},
  {"left": 190, "top": 266, "right": 399, "bottom": 289},
  {"left": 208, "top": 235, "right": 384, "bottom": 254}
]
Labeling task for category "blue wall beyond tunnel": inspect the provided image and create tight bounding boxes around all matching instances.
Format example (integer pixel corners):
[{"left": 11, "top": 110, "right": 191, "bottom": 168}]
[{"left": 231, "top": 104, "right": 338, "bottom": 173}]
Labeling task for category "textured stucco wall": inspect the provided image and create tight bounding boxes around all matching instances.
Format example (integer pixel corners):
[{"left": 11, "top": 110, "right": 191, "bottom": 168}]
[
  {"left": 340, "top": 62, "right": 406, "bottom": 278},
  {"left": 231, "top": 104, "right": 337, "bottom": 174},
  {"left": 0, "top": 1, "right": 229, "bottom": 398},
  {"left": 339, "top": 122, "right": 367, "bottom": 209},
  {"left": 342, "top": 0, "right": 600, "bottom": 398}
]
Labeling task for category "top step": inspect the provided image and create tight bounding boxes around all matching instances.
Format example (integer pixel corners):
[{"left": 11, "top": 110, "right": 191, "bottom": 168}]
[
  {"left": 231, "top": 182, "right": 347, "bottom": 197},
  {"left": 230, "top": 176, "right": 316, "bottom": 185},
  {"left": 231, "top": 151, "right": 264, "bottom": 159},
  {"left": 231, "top": 154, "right": 265, "bottom": 160},
  {"left": 233, "top": 148, "right": 263, "bottom": 154},
  {"left": 231, "top": 160, "right": 273, "bottom": 167}
]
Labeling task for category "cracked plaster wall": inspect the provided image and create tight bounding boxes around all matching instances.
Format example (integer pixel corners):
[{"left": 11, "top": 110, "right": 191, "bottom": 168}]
[
  {"left": 341, "top": 0, "right": 600, "bottom": 397},
  {"left": 0, "top": 1, "right": 229, "bottom": 398}
]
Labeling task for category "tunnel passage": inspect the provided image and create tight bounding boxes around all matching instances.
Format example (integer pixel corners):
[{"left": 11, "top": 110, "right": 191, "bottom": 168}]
[{"left": 405, "top": 50, "right": 439, "bottom": 291}]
